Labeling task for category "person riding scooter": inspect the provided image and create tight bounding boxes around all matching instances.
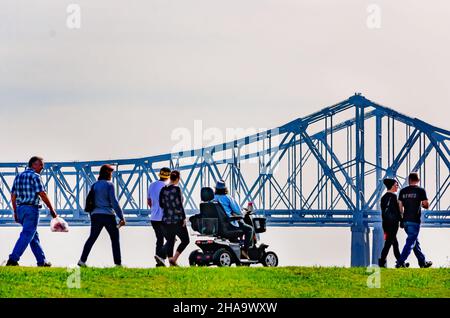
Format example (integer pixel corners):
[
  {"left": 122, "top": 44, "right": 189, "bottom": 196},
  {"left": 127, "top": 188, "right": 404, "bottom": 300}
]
[{"left": 213, "top": 180, "right": 253, "bottom": 259}]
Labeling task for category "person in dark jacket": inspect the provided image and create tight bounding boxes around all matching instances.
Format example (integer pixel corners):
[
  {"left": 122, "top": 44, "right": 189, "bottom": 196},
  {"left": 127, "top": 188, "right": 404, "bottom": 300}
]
[
  {"left": 78, "top": 164, "right": 126, "bottom": 267},
  {"left": 396, "top": 172, "right": 433, "bottom": 268},
  {"left": 159, "top": 170, "right": 190, "bottom": 266},
  {"left": 378, "top": 178, "right": 405, "bottom": 268}
]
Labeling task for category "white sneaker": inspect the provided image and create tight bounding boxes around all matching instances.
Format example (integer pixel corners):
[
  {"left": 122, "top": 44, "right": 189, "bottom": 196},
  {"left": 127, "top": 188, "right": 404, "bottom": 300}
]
[{"left": 154, "top": 255, "right": 166, "bottom": 267}]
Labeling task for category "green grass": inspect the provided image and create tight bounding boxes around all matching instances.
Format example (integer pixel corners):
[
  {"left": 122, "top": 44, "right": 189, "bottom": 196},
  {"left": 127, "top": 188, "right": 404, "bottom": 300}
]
[{"left": 0, "top": 266, "right": 449, "bottom": 298}]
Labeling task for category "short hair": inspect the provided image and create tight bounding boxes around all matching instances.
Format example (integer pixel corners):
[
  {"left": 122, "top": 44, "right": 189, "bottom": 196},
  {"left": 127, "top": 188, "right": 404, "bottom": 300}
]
[
  {"left": 383, "top": 178, "right": 397, "bottom": 190},
  {"left": 215, "top": 188, "right": 228, "bottom": 195},
  {"left": 28, "top": 156, "right": 44, "bottom": 168},
  {"left": 409, "top": 172, "right": 420, "bottom": 183},
  {"left": 99, "top": 164, "right": 114, "bottom": 181},
  {"left": 170, "top": 170, "right": 180, "bottom": 182}
]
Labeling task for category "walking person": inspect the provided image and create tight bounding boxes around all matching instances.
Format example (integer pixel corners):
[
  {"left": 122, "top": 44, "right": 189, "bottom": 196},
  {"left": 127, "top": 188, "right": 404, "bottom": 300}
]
[
  {"left": 78, "top": 164, "right": 126, "bottom": 267},
  {"left": 214, "top": 180, "right": 254, "bottom": 259},
  {"left": 396, "top": 172, "right": 433, "bottom": 268},
  {"left": 6, "top": 156, "right": 58, "bottom": 267},
  {"left": 147, "top": 167, "right": 171, "bottom": 267},
  {"left": 159, "top": 170, "right": 190, "bottom": 266},
  {"left": 378, "top": 178, "right": 406, "bottom": 268}
]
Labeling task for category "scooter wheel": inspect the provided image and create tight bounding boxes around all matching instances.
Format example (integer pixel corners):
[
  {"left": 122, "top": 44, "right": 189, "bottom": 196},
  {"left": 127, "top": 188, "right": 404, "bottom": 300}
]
[
  {"left": 261, "top": 251, "right": 279, "bottom": 267},
  {"left": 213, "top": 248, "right": 233, "bottom": 267},
  {"left": 189, "top": 249, "right": 203, "bottom": 266}
]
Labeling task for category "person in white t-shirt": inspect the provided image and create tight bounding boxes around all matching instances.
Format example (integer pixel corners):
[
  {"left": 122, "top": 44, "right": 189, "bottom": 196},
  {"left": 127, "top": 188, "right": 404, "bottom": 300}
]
[{"left": 147, "top": 167, "right": 171, "bottom": 267}]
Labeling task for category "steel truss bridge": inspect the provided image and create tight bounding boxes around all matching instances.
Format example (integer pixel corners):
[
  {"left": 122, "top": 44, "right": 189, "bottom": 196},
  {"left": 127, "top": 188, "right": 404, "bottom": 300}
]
[{"left": 1, "top": 94, "right": 449, "bottom": 266}]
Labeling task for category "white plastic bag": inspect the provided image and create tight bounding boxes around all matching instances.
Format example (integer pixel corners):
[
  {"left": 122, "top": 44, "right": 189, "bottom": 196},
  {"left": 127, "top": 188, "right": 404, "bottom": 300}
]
[{"left": 50, "top": 217, "right": 69, "bottom": 232}]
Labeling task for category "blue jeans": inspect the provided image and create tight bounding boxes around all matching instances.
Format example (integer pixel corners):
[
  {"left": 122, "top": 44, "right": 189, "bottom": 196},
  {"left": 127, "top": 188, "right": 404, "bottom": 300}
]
[
  {"left": 9, "top": 205, "right": 47, "bottom": 265},
  {"left": 398, "top": 221, "right": 426, "bottom": 266},
  {"left": 80, "top": 214, "right": 121, "bottom": 265}
]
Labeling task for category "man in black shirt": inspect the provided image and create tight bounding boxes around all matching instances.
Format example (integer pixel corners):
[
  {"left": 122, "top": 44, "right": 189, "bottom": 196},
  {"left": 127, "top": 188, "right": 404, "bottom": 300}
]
[
  {"left": 396, "top": 172, "right": 433, "bottom": 268},
  {"left": 379, "top": 178, "right": 403, "bottom": 268}
]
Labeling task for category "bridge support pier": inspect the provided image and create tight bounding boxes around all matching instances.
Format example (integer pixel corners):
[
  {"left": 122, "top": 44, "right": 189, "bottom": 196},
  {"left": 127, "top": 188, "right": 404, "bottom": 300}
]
[
  {"left": 350, "top": 225, "right": 370, "bottom": 267},
  {"left": 371, "top": 224, "right": 384, "bottom": 266}
]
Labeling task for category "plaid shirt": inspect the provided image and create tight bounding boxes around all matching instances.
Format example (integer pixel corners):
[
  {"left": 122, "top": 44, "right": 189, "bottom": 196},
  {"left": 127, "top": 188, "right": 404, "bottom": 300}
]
[{"left": 11, "top": 168, "right": 45, "bottom": 206}]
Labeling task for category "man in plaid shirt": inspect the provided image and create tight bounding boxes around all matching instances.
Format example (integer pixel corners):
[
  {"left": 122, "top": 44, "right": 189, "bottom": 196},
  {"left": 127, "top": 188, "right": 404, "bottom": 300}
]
[{"left": 6, "top": 156, "right": 58, "bottom": 267}]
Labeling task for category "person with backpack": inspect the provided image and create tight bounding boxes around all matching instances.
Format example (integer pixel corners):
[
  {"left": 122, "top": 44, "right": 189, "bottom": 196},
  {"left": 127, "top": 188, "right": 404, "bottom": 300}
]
[
  {"left": 378, "top": 178, "right": 405, "bottom": 268},
  {"left": 78, "top": 164, "right": 126, "bottom": 267},
  {"left": 396, "top": 172, "right": 433, "bottom": 268}
]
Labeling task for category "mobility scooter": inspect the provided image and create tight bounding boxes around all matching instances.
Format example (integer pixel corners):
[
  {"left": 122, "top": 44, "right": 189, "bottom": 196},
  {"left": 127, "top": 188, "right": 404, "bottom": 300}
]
[{"left": 189, "top": 187, "right": 279, "bottom": 267}]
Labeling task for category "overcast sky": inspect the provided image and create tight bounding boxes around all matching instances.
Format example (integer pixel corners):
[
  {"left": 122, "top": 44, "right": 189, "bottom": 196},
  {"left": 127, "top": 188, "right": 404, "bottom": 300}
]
[{"left": 1, "top": 0, "right": 450, "bottom": 162}]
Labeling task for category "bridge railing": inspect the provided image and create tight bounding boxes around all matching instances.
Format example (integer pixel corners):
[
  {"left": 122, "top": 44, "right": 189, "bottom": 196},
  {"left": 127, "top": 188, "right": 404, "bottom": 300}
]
[{"left": 1, "top": 208, "right": 449, "bottom": 227}]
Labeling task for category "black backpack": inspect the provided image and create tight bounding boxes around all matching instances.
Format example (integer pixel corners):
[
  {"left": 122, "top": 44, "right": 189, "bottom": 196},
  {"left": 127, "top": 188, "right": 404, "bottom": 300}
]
[
  {"left": 382, "top": 196, "right": 398, "bottom": 222},
  {"left": 84, "top": 183, "right": 96, "bottom": 213}
]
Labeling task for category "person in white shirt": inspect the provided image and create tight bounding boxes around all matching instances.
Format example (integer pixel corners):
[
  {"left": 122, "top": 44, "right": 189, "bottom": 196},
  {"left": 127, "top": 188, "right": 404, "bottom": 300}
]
[{"left": 147, "top": 167, "right": 171, "bottom": 267}]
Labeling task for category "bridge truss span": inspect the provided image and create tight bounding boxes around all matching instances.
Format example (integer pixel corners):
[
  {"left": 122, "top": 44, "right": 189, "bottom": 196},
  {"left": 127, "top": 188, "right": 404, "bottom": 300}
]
[{"left": 1, "top": 94, "right": 449, "bottom": 266}]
